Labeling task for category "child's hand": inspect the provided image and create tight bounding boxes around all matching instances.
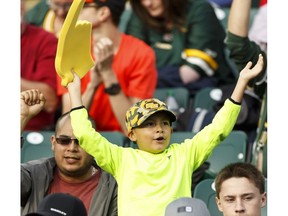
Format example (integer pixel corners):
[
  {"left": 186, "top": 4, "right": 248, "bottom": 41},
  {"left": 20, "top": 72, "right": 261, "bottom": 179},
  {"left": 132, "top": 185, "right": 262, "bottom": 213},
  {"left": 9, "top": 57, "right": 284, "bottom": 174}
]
[
  {"left": 67, "top": 71, "right": 83, "bottom": 108},
  {"left": 67, "top": 70, "right": 81, "bottom": 91},
  {"left": 239, "top": 54, "right": 264, "bottom": 82}
]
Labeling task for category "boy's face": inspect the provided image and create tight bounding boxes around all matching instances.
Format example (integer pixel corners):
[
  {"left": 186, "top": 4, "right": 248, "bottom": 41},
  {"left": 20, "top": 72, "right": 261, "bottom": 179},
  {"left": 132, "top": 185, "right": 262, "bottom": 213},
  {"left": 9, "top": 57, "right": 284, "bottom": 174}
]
[
  {"left": 216, "top": 177, "right": 266, "bottom": 216},
  {"left": 128, "top": 112, "right": 173, "bottom": 154}
]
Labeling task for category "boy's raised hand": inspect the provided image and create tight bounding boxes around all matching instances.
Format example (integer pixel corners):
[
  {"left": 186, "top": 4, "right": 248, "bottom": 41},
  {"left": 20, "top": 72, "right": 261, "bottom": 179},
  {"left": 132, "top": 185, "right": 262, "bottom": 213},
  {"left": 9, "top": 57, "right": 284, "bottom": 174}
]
[
  {"left": 67, "top": 71, "right": 83, "bottom": 108},
  {"left": 239, "top": 54, "right": 264, "bottom": 82}
]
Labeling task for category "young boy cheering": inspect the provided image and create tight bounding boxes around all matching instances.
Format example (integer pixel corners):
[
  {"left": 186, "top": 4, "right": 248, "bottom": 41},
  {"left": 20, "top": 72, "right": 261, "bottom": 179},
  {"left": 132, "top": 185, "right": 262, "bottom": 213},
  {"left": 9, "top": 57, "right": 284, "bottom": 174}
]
[{"left": 66, "top": 54, "right": 264, "bottom": 216}]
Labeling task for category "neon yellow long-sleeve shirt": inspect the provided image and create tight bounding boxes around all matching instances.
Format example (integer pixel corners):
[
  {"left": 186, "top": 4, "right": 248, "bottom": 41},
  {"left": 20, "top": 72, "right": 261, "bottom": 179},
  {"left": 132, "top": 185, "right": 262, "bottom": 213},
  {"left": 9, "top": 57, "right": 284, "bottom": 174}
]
[{"left": 70, "top": 99, "right": 240, "bottom": 216}]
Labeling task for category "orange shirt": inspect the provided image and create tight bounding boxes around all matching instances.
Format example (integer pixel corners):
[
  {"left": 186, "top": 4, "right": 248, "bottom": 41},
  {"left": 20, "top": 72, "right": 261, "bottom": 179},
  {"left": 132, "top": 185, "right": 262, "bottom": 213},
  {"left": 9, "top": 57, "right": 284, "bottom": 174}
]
[{"left": 57, "top": 33, "right": 157, "bottom": 132}]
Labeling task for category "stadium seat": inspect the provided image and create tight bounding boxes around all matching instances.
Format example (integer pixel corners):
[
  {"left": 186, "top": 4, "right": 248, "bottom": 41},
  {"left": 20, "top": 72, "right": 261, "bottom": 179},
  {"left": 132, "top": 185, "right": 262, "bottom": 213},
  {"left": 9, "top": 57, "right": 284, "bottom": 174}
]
[
  {"left": 192, "top": 87, "right": 220, "bottom": 111},
  {"left": 21, "top": 131, "right": 54, "bottom": 163},
  {"left": 153, "top": 87, "right": 190, "bottom": 112},
  {"left": 193, "top": 178, "right": 222, "bottom": 216},
  {"left": 204, "top": 130, "right": 247, "bottom": 178},
  {"left": 100, "top": 131, "right": 126, "bottom": 147}
]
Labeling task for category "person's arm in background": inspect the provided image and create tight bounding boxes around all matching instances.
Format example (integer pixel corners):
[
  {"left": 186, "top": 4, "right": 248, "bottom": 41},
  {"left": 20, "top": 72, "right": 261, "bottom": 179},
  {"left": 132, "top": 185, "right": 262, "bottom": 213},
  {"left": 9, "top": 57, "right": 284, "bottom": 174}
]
[
  {"left": 21, "top": 89, "right": 46, "bottom": 133},
  {"left": 227, "top": 0, "right": 251, "bottom": 37},
  {"left": 226, "top": 0, "right": 266, "bottom": 96},
  {"left": 21, "top": 79, "right": 58, "bottom": 113}
]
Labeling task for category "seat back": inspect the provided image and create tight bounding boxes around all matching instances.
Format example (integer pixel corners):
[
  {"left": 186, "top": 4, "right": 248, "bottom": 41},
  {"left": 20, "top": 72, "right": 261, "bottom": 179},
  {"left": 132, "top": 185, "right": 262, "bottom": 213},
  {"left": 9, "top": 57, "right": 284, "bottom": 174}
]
[
  {"left": 192, "top": 87, "right": 220, "bottom": 111},
  {"left": 170, "top": 131, "right": 196, "bottom": 144},
  {"left": 21, "top": 131, "right": 54, "bottom": 163},
  {"left": 153, "top": 87, "right": 190, "bottom": 111},
  {"left": 193, "top": 178, "right": 222, "bottom": 216},
  {"left": 205, "top": 130, "right": 247, "bottom": 178},
  {"left": 99, "top": 131, "right": 126, "bottom": 147}
]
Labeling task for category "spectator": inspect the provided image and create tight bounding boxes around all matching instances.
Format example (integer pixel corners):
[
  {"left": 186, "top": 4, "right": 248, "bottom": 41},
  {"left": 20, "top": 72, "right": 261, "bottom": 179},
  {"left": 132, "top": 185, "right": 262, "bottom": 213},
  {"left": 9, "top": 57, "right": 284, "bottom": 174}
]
[
  {"left": 24, "top": 0, "right": 73, "bottom": 37},
  {"left": 225, "top": 0, "right": 267, "bottom": 161},
  {"left": 57, "top": 0, "right": 157, "bottom": 135},
  {"left": 214, "top": 162, "right": 266, "bottom": 215},
  {"left": 65, "top": 54, "right": 264, "bottom": 216},
  {"left": 25, "top": 193, "right": 87, "bottom": 216},
  {"left": 21, "top": 0, "right": 59, "bottom": 131},
  {"left": 21, "top": 89, "right": 118, "bottom": 216},
  {"left": 226, "top": 0, "right": 267, "bottom": 98},
  {"left": 125, "top": 0, "right": 236, "bottom": 96}
]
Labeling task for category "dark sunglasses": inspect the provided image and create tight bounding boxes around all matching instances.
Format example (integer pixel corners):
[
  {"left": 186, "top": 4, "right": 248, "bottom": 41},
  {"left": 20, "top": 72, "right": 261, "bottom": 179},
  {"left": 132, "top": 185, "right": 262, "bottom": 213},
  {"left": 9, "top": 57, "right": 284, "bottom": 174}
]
[{"left": 56, "top": 137, "right": 79, "bottom": 145}]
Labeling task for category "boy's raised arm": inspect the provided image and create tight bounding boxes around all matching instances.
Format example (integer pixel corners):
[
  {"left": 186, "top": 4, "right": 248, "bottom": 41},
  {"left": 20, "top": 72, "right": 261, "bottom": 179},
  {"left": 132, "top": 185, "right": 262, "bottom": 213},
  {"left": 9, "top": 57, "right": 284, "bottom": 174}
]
[
  {"left": 230, "top": 54, "right": 264, "bottom": 103},
  {"left": 67, "top": 71, "right": 83, "bottom": 109}
]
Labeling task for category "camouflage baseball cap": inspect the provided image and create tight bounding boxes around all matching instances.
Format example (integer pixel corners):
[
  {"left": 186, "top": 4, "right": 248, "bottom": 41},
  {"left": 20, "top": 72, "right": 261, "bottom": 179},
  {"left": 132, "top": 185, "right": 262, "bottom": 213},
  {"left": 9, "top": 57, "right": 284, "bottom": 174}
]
[{"left": 125, "top": 98, "right": 176, "bottom": 132}]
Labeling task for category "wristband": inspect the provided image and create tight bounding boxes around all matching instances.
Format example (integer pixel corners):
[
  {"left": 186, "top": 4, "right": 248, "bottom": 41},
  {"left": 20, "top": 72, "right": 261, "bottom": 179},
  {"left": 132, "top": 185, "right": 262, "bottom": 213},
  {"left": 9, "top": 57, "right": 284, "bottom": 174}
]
[{"left": 70, "top": 105, "right": 85, "bottom": 112}]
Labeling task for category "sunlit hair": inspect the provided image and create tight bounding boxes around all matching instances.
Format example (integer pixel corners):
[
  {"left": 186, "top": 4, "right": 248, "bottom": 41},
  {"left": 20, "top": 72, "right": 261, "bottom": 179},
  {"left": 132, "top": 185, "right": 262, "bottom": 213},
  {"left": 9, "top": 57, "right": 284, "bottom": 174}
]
[
  {"left": 214, "top": 162, "right": 265, "bottom": 198},
  {"left": 130, "top": 0, "right": 188, "bottom": 33}
]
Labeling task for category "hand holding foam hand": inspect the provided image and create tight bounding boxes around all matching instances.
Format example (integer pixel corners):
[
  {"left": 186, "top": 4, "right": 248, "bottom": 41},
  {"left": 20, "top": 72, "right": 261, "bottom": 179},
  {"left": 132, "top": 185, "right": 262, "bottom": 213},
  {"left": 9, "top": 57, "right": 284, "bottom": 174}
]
[
  {"left": 67, "top": 71, "right": 83, "bottom": 108},
  {"left": 55, "top": 0, "right": 94, "bottom": 87}
]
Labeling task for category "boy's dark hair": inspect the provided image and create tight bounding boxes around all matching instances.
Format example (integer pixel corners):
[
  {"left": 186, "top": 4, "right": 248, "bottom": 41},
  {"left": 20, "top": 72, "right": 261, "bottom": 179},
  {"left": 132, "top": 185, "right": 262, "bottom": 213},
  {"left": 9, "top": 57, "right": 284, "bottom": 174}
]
[
  {"left": 130, "top": 0, "right": 188, "bottom": 33},
  {"left": 214, "top": 162, "right": 265, "bottom": 198},
  {"left": 92, "top": 0, "right": 126, "bottom": 26}
]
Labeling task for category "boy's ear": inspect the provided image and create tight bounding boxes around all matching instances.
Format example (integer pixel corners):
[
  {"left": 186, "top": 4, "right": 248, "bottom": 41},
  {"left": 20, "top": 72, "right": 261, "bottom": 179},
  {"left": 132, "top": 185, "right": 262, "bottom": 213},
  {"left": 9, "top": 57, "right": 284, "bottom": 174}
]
[
  {"left": 215, "top": 197, "right": 223, "bottom": 212},
  {"left": 128, "top": 130, "right": 137, "bottom": 142}
]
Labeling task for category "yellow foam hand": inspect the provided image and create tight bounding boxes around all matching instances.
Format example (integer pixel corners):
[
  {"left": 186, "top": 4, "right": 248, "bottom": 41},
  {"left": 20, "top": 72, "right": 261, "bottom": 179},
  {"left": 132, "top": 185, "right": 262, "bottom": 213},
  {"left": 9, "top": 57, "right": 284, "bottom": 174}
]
[{"left": 55, "top": 0, "right": 95, "bottom": 87}]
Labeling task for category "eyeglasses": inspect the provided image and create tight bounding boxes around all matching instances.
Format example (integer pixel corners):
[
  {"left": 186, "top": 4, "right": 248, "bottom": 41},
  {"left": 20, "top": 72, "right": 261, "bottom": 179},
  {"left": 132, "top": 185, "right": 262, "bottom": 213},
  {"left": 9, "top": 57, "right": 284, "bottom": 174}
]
[
  {"left": 47, "top": 0, "right": 72, "bottom": 11},
  {"left": 56, "top": 137, "right": 79, "bottom": 145}
]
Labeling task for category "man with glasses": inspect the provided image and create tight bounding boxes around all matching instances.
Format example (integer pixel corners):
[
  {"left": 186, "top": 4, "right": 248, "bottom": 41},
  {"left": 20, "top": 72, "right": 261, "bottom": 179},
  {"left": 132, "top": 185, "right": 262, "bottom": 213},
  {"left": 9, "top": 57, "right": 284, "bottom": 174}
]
[
  {"left": 25, "top": 0, "right": 74, "bottom": 37},
  {"left": 21, "top": 89, "right": 118, "bottom": 216}
]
